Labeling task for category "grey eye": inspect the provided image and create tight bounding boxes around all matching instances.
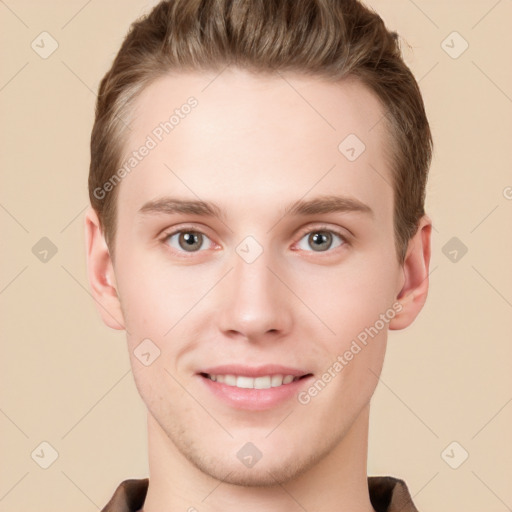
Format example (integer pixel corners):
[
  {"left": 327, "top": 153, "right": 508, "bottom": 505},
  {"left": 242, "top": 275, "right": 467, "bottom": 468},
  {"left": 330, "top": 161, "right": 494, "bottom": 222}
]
[
  {"left": 166, "top": 231, "right": 209, "bottom": 252},
  {"left": 296, "top": 230, "right": 344, "bottom": 252}
]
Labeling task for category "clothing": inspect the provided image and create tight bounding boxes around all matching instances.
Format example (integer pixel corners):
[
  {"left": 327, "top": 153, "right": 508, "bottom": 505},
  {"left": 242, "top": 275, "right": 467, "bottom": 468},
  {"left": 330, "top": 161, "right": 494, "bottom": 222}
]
[{"left": 100, "top": 475, "right": 419, "bottom": 511}]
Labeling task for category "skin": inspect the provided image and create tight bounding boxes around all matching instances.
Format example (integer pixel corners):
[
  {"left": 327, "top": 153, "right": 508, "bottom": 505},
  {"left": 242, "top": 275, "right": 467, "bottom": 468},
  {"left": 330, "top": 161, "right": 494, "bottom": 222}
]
[{"left": 85, "top": 68, "right": 431, "bottom": 512}]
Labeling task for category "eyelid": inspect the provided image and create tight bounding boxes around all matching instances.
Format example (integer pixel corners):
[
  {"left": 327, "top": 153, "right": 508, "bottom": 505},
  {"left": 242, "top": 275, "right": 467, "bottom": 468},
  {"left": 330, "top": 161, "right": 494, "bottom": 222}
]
[
  {"left": 160, "top": 224, "right": 210, "bottom": 239},
  {"left": 295, "top": 223, "right": 350, "bottom": 239}
]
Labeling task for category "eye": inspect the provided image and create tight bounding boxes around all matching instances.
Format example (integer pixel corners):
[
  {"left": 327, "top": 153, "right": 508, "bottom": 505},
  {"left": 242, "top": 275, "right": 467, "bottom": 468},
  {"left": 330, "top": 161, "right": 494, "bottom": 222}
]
[
  {"left": 295, "top": 227, "right": 348, "bottom": 253},
  {"left": 160, "top": 225, "right": 349, "bottom": 256},
  {"left": 162, "top": 229, "right": 214, "bottom": 253}
]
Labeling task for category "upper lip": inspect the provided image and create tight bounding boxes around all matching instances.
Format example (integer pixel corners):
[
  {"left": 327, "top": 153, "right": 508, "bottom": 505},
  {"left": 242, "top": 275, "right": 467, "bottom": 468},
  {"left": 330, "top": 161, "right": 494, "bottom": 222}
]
[{"left": 197, "top": 364, "right": 312, "bottom": 378}]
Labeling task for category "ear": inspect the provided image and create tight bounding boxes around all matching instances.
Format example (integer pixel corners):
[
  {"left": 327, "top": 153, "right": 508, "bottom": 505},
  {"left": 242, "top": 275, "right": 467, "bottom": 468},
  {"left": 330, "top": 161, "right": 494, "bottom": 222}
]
[
  {"left": 84, "top": 206, "right": 125, "bottom": 330},
  {"left": 389, "top": 214, "right": 432, "bottom": 330}
]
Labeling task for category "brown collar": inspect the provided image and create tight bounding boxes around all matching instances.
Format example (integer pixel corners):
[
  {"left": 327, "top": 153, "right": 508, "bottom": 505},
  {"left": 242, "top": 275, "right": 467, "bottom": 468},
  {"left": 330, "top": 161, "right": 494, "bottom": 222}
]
[{"left": 101, "top": 475, "right": 419, "bottom": 512}]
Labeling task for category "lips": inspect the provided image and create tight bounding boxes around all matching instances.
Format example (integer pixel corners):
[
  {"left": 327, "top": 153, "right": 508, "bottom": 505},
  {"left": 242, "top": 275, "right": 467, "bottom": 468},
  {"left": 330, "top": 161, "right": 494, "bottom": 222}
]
[{"left": 196, "top": 365, "right": 315, "bottom": 410}]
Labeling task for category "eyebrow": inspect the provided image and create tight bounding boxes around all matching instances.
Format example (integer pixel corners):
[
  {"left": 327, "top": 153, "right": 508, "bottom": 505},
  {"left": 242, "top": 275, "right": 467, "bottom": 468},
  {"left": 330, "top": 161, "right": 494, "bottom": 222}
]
[{"left": 137, "top": 194, "right": 374, "bottom": 220}]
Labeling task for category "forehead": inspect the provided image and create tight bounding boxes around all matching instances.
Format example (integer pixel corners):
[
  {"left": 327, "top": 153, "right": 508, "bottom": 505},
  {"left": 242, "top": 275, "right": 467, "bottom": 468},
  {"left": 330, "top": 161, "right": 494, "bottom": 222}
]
[{"left": 117, "top": 68, "right": 394, "bottom": 221}]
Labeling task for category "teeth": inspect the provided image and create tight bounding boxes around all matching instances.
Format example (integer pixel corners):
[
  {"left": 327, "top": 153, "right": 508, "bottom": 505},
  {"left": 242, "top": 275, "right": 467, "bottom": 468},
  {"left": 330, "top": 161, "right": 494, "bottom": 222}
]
[{"left": 206, "top": 374, "right": 300, "bottom": 389}]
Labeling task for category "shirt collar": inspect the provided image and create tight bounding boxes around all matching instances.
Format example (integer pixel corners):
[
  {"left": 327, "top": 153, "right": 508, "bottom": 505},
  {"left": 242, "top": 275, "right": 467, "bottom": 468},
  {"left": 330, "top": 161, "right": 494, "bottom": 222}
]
[{"left": 101, "top": 475, "right": 419, "bottom": 512}]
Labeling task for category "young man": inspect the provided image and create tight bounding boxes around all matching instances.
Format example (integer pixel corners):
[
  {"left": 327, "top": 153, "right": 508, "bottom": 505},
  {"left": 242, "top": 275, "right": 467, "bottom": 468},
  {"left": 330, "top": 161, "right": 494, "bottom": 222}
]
[{"left": 85, "top": 1, "right": 432, "bottom": 511}]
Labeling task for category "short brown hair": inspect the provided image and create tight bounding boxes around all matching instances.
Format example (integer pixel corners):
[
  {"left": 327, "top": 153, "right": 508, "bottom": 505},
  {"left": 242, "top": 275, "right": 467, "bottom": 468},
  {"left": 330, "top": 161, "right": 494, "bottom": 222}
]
[{"left": 89, "top": 0, "right": 432, "bottom": 264}]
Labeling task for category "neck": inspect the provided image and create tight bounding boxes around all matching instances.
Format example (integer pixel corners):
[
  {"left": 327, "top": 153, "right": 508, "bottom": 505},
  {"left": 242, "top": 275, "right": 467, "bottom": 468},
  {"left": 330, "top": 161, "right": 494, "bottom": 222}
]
[{"left": 140, "top": 404, "right": 376, "bottom": 512}]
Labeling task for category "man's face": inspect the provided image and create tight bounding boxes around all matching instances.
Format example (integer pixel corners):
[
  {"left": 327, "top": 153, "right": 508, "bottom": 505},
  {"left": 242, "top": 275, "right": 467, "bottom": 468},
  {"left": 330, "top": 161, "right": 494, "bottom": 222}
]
[{"left": 109, "top": 68, "right": 405, "bottom": 485}]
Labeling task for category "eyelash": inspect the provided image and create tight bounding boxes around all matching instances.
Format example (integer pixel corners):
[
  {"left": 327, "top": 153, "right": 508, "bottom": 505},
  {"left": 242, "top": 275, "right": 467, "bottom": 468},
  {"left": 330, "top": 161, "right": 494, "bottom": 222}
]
[{"left": 159, "top": 224, "right": 350, "bottom": 257}]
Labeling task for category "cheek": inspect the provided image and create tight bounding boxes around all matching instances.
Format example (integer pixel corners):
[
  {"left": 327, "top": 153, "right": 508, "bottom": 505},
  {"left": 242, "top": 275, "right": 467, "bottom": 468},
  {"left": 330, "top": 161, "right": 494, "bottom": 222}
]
[
  {"left": 296, "top": 255, "right": 399, "bottom": 344},
  {"left": 116, "top": 248, "right": 208, "bottom": 335}
]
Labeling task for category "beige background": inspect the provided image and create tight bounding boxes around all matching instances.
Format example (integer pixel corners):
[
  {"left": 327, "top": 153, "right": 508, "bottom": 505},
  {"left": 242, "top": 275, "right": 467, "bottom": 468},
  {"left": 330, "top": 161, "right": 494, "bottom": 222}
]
[{"left": 1, "top": 1, "right": 511, "bottom": 511}]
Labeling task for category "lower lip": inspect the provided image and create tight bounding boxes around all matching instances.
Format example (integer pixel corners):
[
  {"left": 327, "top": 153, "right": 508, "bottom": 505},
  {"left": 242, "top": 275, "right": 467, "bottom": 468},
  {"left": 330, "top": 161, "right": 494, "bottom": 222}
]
[{"left": 197, "top": 374, "right": 314, "bottom": 411}]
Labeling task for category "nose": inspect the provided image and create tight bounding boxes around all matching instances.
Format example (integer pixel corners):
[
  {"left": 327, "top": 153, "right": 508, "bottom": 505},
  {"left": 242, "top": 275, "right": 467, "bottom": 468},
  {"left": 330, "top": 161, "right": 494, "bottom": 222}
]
[{"left": 216, "top": 246, "right": 293, "bottom": 343}]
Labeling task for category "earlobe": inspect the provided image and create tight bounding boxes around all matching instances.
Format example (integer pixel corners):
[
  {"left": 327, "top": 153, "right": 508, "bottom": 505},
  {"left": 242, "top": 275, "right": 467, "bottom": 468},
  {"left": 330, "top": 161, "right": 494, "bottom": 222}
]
[
  {"left": 84, "top": 206, "right": 125, "bottom": 330},
  {"left": 389, "top": 215, "right": 432, "bottom": 331}
]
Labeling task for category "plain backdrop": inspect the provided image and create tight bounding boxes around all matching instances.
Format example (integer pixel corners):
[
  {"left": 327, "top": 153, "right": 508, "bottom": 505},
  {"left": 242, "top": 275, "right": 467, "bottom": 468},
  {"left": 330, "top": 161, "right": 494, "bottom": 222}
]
[{"left": 1, "top": 1, "right": 511, "bottom": 511}]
